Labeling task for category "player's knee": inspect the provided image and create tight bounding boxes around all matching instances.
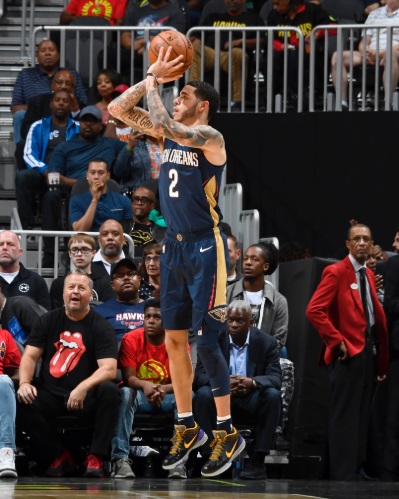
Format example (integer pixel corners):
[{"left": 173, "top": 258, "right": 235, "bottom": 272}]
[{"left": 165, "top": 333, "right": 188, "bottom": 353}]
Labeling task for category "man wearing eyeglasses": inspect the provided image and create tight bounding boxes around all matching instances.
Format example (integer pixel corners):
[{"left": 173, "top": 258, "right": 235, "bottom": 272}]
[
  {"left": 306, "top": 223, "right": 388, "bottom": 481},
  {"left": 95, "top": 258, "right": 145, "bottom": 341},
  {"left": 49, "top": 233, "right": 115, "bottom": 309},
  {"left": 130, "top": 185, "right": 166, "bottom": 257}
]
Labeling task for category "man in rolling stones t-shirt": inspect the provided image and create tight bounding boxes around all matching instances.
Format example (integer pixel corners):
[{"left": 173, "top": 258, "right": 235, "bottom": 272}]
[{"left": 17, "top": 269, "right": 120, "bottom": 478}]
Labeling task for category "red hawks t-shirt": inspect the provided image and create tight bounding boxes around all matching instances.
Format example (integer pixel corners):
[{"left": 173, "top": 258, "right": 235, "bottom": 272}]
[
  {"left": 0, "top": 329, "right": 21, "bottom": 374},
  {"left": 119, "top": 329, "right": 190, "bottom": 385},
  {"left": 65, "top": 0, "right": 128, "bottom": 25}
]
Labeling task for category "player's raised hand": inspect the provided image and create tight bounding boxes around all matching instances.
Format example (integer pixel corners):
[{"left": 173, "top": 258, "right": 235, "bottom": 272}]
[{"left": 147, "top": 46, "right": 184, "bottom": 84}]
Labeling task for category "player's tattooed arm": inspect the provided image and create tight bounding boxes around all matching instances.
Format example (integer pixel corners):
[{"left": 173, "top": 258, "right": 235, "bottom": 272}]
[
  {"left": 147, "top": 87, "right": 225, "bottom": 152},
  {"left": 108, "top": 80, "right": 146, "bottom": 116},
  {"left": 107, "top": 81, "right": 159, "bottom": 137}
]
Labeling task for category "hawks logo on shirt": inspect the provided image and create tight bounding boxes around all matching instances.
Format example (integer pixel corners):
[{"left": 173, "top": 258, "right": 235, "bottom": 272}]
[
  {"left": 50, "top": 331, "right": 87, "bottom": 378},
  {"left": 138, "top": 359, "right": 168, "bottom": 384},
  {"left": 81, "top": 0, "right": 112, "bottom": 20},
  {"left": 116, "top": 312, "right": 144, "bottom": 331}
]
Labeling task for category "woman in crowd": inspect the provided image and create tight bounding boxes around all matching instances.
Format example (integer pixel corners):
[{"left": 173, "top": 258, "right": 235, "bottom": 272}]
[
  {"left": 138, "top": 242, "right": 161, "bottom": 300},
  {"left": 92, "top": 68, "right": 124, "bottom": 124}
]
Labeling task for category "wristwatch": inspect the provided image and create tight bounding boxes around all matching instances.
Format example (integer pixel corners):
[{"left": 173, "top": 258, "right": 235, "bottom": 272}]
[{"left": 252, "top": 379, "right": 259, "bottom": 389}]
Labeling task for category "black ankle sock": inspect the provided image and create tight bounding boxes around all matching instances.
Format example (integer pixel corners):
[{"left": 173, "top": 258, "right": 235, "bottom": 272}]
[
  {"left": 177, "top": 415, "right": 195, "bottom": 428},
  {"left": 216, "top": 418, "right": 233, "bottom": 434}
]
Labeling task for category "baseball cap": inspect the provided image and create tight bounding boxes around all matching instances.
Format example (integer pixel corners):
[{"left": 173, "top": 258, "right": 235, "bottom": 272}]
[
  {"left": 79, "top": 105, "right": 102, "bottom": 121},
  {"left": 111, "top": 257, "right": 137, "bottom": 278},
  {"left": 114, "top": 84, "right": 129, "bottom": 94}
]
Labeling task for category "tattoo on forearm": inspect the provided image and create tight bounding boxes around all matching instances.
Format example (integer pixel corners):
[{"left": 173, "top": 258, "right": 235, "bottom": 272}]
[
  {"left": 147, "top": 89, "right": 223, "bottom": 148},
  {"left": 111, "top": 81, "right": 147, "bottom": 114}
]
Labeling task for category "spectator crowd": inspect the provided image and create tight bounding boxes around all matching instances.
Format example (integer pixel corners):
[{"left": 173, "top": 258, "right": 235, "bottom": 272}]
[{"left": 2, "top": 0, "right": 399, "bottom": 485}]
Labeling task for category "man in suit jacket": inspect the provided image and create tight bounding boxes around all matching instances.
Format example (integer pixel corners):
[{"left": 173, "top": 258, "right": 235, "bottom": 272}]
[
  {"left": 193, "top": 300, "right": 282, "bottom": 479},
  {"left": 306, "top": 223, "right": 388, "bottom": 481}
]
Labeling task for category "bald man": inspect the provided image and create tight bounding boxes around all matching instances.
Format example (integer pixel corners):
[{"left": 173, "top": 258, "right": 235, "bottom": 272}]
[{"left": 0, "top": 231, "right": 50, "bottom": 310}]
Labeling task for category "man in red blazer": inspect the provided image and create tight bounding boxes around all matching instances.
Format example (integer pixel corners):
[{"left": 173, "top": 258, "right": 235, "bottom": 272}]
[{"left": 306, "top": 223, "right": 388, "bottom": 481}]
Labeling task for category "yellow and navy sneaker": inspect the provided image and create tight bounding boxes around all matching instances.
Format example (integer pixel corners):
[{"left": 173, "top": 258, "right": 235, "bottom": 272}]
[
  {"left": 201, "top": 427, "right": 246, "bottom": 477},
  {"left": 162, "top": 423, "right": 208, "bottom": 470}
]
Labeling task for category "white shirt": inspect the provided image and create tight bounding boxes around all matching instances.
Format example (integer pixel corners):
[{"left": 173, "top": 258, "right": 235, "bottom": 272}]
[
  {"left": 0, "top": 271, "right": 19, "bottom": 284},
  {"left": 365, "top": 6, "right": 399, "bottom": 51},
  {"left": 92, "top": 250, "right": 126, "bottom": 275}
]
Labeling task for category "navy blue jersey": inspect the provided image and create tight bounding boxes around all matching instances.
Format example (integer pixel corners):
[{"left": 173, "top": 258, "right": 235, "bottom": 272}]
[{"left": 159, "top": 138, "right": 225, "bottom": 234}]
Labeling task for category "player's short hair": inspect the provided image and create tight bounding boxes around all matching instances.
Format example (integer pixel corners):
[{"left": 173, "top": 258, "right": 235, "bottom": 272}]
[
  {"left": 144, "top": 297, "right": 161, "bottom": 312},
  {"left": 186, "top": 81, "right": 220, "bottom": 123},
  {"left": 68, "top": 233, "right": 96, "bottom": 251}
]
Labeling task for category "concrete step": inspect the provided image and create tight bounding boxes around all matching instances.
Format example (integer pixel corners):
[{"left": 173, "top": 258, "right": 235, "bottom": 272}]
[
  {"left": 0, "top": 37, "right": 27, "bottom": 46},
  {"left": 0, "top": 164, "right": 16, "bottom": 190},
  {"left": 0, "top": 56, "right": 27, "bottom": 65},
  {"left": 0, "top": 199, "right": 17, "bottom": 218},
  {"left": 1, "top": 15, "right": 60, "bottom": 26},
  {"left": 0, "top": 86, "right": 14, "bottom": 96},
  {"left": 0, "top": 106, "right": 13, "bottom": 119},
  {"left": 0, "top": 132, "right": 13, "bottom": 141},
  {"left": 0, "top": 69, "right": 25, "bottom": 82},
  {"left": 0, "top": 96, "right": 11, "bottom": 105},
  {"left": 0, "top": 30, "right": 32, "bottom": 39}
]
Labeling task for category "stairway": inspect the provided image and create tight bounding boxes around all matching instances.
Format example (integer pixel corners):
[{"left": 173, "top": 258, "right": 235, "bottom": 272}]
[{"left": 0, "top": 0, "right": 63, "bottom": 224}]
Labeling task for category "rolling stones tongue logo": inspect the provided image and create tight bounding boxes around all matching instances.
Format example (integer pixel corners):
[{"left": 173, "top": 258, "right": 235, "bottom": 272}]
[{"left": 50, "top": 331, "right": 87, "bottom": 378}]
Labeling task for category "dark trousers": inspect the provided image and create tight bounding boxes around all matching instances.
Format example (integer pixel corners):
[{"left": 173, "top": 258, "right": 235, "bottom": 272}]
[
  {"left": 193, "top": 385, "right": 281, "bottom": 457},
  {"left": 17, "top": 382, "right": 120, "bottom": 469},
  {"left": 382, "top": 357, "right": 399, "bottom": 479},
  {"left": 15, "top": 169, "right": 47, "bottom": 229},
  {"left": 327, "top": 340, "right": 375, "bottom": 480},
  {"left": 15, "top": 169, "right": 70, "bottom": 255}
]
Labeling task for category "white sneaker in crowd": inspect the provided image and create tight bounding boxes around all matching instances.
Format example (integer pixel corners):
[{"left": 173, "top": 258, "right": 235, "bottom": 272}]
[
  {"left": 168, "top": 462, "right": 187, "bottom": 479},
  {"left": 111, "top": 458, "right": 135, "bottom": 478},
  {"left": 130, "top": 446, "right": 160, "bottom": 458},
  {"left": 0, "top": 448, "right": 18, "bottom": 478}
]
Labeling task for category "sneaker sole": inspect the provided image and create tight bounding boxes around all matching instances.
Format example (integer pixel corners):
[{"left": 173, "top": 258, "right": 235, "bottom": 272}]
[
  {"left": 201, "top": 437, "right": 246, "bottom": 478},
  {"left": 112, "top": 473, "right": 135, "bottom": 478},
  {"left": 162, "top": 432, "right": 208, "bottom": 470},
  {"left": 168, "top": 471, "right": 187, "bottom": 479},
  {"left": 0, "top": 469, "right": 18, "bottom": 478}
]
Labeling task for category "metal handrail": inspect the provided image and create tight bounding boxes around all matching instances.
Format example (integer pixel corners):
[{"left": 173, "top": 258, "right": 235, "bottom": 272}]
[
  {"left": 30, "top": 25, "right": 179, "bottom": 88},
  {"left": 186, "top": 26, "right": 305, "bottom": 113},
  {"left": 9, "top": 227, "right": 135, "bottom": 279},
  {"left": 309, "top": 23, "right": 399, "bottom": 112}
]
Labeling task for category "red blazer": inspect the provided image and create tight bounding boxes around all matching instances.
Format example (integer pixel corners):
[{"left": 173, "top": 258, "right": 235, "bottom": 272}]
[{"left": 306, "top": 256, "right": 388, "bottom": 377}]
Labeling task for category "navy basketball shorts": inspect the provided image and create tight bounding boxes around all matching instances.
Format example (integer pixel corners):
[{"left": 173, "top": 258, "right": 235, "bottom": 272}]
[{"left": 160, "top": 227, "right": 228, "bottom": 331}]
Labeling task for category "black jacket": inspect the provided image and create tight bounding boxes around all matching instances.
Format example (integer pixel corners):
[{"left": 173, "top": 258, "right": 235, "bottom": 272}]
[
  {"left": 193, "top": 326, "right": 282, "bottom": 391},
  {"left": 0, "top": 263, "right": 51, "bottom": 311}
]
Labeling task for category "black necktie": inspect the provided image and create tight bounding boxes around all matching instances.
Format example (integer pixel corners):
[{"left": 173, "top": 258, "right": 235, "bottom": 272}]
[{"left": 359, "top": 267, "right": 370, "bottom": 335}]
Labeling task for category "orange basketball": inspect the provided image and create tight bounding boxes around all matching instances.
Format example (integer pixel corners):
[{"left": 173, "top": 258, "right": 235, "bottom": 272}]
[{"left": 148, "top": 30, "right": 194, "bottom": 77}]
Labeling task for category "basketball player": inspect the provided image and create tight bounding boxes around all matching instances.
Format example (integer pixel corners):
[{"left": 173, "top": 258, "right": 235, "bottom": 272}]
[{"left": 108, "top": 48, "right": 245, "bottom": 478}]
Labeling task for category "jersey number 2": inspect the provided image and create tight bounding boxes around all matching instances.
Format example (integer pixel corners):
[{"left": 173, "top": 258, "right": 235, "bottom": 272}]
[{"left": 169, "top": 169, "right": 179, "bottom": 198}]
